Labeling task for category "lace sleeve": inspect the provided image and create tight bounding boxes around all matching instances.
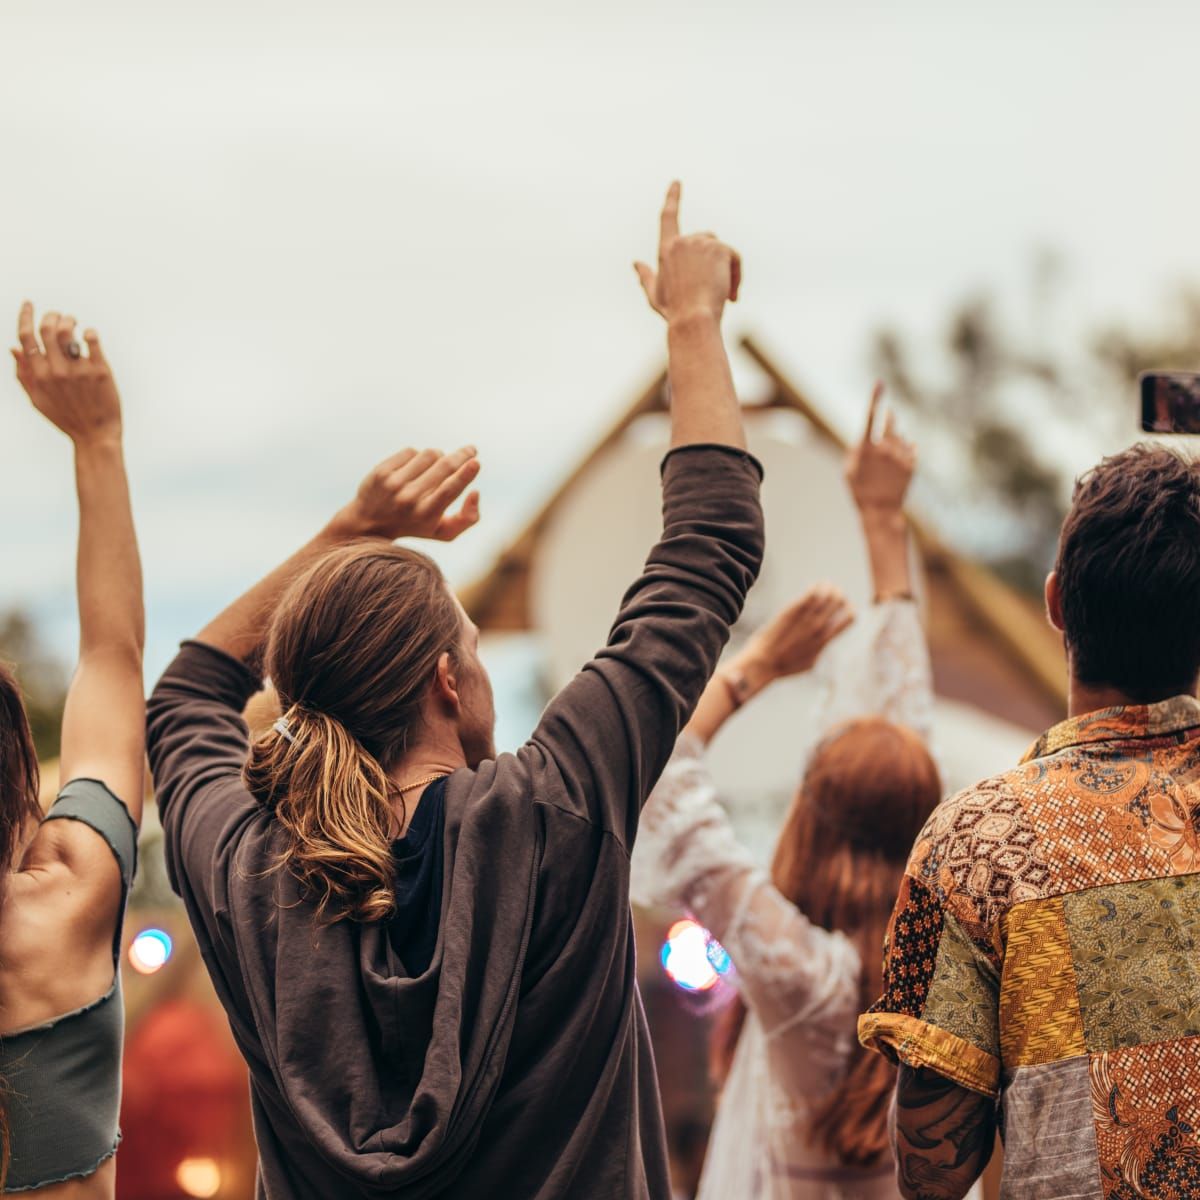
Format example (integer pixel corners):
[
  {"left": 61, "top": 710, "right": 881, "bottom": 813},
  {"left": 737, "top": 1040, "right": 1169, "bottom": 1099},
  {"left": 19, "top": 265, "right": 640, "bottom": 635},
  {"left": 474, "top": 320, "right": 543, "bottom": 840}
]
[
  {"left": 629, "top": 733, "right": 757, "bottom": 940},
  {"left": 811, "top": 597, "right": 934, "bottom": 746},
  {"left": 870, "top": 598, "right": 934, "bottom": 741},
  {"left": 631, "top": 735, "right": 862, "bottom": 1036},
  {"left": 721, "top": 876, "right": 862, "bottom": 1038}
]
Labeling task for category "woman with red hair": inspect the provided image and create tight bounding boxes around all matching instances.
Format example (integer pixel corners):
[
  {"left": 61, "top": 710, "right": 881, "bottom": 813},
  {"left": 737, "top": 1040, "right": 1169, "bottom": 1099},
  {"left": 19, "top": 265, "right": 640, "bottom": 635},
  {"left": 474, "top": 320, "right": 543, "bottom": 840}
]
[{"left": 634, "top": 388, "right": 942, "bottom": 1199}]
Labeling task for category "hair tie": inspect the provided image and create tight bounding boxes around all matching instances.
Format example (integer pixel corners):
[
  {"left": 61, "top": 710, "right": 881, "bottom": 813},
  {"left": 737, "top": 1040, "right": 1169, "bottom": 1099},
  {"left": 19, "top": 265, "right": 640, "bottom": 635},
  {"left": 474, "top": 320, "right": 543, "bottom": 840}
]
[{"left": 273, "top": 716, "right": 298, "bottom": 746}]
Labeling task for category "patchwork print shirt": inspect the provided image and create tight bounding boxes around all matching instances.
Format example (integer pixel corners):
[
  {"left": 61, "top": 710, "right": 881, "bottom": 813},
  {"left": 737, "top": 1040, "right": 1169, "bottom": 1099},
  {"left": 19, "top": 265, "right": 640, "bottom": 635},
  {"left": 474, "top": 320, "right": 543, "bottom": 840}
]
[{"left": 860, "top": 696, "right": 1200, "bottom": 1200}]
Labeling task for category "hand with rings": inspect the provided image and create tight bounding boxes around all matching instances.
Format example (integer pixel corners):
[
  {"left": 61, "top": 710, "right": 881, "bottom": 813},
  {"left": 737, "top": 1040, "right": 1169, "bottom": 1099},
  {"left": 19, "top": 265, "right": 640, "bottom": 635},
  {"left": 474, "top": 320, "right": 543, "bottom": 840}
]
[{"left": 12, "top": 302, "right": 123, "bottom": 446}]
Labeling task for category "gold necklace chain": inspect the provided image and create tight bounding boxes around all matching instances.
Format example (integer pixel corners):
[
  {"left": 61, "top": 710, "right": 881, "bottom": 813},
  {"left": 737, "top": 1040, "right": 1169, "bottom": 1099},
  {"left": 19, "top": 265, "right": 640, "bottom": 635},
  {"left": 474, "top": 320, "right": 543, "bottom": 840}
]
[{"left": 394, "top": 772, "right": 448, "bottom": 796}]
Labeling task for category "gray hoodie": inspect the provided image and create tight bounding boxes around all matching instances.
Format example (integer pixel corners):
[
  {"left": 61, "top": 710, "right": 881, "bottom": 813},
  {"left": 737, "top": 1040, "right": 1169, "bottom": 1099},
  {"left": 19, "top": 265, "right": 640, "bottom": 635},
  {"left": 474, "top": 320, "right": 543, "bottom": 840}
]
[{"left": 146, "top": 444, "right": 764, "bottom": 1198}]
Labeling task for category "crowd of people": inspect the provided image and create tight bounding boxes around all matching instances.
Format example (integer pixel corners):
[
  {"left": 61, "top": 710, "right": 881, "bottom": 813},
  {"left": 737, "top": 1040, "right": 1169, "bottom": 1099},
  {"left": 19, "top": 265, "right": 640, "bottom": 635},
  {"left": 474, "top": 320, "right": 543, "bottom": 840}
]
[{"left": 3, "top": 182, "right": 1200, "bottom": 1200}]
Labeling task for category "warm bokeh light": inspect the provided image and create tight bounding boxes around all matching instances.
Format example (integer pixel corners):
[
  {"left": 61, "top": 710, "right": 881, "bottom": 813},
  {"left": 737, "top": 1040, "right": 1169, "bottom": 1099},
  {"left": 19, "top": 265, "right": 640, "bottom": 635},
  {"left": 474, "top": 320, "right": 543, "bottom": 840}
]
[
  {"left": 660, "top": 919, "right": 732, "bottom": 993},
  {"left": 175, "top": 1156, "right": 221, "bottom": 1198},
  {"left": 129, "top": 928, "right": 174, "bottom": 975}
]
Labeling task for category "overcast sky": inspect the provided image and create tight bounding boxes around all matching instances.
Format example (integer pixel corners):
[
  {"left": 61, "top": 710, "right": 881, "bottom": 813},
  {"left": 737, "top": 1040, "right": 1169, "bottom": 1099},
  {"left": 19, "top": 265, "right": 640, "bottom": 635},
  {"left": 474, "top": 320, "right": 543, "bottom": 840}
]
[{"left": 3, "top": 0, "right": 1199, "bottom": 676}]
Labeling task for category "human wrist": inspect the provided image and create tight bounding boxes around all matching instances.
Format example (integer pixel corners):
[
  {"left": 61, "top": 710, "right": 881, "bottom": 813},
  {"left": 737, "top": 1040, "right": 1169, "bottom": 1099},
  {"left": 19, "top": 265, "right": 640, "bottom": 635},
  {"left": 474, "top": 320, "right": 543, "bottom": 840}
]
[
  {"left": 726, "top": 647, "right": 775, "bottom": 699},
  {"left": 666, "top": 308, "right": 722, "bottom": 338},
  {"left": 857, "top": 504, "right": 907, "bottom": 536},
  {"left": 322, "top": 504, "right": 388, "bottom": 544},
  {"left": 72, "top": 430, "right": 124, "bottom": 457}
]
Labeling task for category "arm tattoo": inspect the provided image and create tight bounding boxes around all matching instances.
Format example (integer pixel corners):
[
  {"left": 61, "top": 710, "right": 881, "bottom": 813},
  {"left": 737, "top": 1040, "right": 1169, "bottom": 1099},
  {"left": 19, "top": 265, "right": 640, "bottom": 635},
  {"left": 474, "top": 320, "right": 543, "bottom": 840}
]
[{"left": 891, "top": 1065, "right": 997, "bottom": 1200}]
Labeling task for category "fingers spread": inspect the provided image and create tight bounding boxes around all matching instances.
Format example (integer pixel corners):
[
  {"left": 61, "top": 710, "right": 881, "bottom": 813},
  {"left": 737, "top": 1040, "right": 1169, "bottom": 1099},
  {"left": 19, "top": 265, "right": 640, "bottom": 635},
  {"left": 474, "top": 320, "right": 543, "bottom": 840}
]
[
  {"left": 424, "top": 455, "right": 481, "bottom": 515},
  {"left": 56, "top": 315, "right": 77, "bottom": 354},
  {"left": 374, "top": 448, "right": 418, "bottom": 478},
  {"left": 40, "top": 311, "right": 66, "bottom": 370},
  {"left": 435, "top": 490, "right": 481, "bottom": 542},
  {"left": 16, "top": 302, "right": 39, "bottom": 355},
  {"left": 384, "top": 447, "right": 440, "bottom": 490},
  {"left": 83, "top": 329, "right": 107, "bottom": 368},
  {"left": 405, "top": 445, "right": 476, "bottom": 492},
  {"left": 659, "top": 181, "right": 681, "bottom": 248}
]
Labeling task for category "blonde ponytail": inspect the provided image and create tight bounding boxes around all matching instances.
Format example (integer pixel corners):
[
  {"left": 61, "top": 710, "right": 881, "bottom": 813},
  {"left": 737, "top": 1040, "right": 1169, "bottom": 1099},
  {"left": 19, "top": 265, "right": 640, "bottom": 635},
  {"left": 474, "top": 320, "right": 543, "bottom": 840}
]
[
  {"left": 245, "top": 706, "right": 400, "bottom": 923},
  {"left": 242, "top": 542, "right": 461, "bottom": 925}
]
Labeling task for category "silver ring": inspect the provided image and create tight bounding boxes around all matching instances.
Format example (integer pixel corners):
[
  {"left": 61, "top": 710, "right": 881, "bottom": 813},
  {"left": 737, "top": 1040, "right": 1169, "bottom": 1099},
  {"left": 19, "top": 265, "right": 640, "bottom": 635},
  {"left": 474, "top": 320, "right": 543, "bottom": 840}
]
[{"left": 65, "top": 342, "right": 81, "bottom": 360}]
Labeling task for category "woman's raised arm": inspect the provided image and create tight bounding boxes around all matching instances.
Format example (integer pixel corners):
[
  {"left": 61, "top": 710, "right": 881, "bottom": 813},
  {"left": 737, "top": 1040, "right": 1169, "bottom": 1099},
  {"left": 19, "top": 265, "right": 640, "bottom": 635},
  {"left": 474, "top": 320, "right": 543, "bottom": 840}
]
[{"left": 13, "top": 303, "right": 145, "bottom": 821}]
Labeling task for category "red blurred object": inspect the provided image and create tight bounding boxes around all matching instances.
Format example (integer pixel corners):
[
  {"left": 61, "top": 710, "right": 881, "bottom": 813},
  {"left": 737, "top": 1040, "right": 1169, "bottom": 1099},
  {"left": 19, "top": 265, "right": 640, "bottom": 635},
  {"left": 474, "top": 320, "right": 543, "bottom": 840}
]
[{"left": 118, "top": 998, "right": 256, "bottom": 1199}]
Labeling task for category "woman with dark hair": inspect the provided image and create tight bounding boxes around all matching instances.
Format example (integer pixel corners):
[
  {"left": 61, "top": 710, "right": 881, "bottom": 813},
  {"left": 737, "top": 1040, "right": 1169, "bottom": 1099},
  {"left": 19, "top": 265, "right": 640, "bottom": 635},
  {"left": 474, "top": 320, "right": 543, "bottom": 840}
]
[
  {"left": 633, "top": 387, "right": 942, "bottom": 1199},
  {"left": 146, "top": 184, "right": 766, "bottom": 1198},
  {"left": 1, "top": 304, "right": 144, "bottom": 1194}
]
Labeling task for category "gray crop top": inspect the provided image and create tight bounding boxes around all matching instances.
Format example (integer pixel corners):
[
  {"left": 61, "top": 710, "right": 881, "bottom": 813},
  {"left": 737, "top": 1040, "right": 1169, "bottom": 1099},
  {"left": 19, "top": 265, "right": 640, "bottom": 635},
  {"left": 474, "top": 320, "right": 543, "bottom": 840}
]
[{"left": 1, "top": 778, "right": 137, "bottom": 1191}]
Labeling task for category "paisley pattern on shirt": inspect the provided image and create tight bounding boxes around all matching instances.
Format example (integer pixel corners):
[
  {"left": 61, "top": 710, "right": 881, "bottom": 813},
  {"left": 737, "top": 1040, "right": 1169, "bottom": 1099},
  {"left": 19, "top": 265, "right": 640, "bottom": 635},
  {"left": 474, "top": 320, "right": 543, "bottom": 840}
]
[{"left": 861, "top": 695, "right": 1200, "bottom": 1199}]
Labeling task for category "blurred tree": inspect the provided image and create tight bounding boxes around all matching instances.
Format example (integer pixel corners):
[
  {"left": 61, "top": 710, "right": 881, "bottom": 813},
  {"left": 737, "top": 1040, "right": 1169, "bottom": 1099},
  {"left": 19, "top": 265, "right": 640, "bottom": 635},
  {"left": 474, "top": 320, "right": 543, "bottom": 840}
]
[
  {"left": 872, "top": 262, "right": 1200, "bottom": 594},
  {"left": 0, "top": 610, "right": 67, "bottom": 761}
]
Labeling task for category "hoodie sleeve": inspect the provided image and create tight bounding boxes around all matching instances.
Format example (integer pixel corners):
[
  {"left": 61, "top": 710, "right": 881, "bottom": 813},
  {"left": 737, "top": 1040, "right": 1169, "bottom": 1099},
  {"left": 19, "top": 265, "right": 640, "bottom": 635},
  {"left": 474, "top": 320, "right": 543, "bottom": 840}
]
[
  {"left": 145, "top": 640, "right": 263, "bottom": 907},
  {"left": 520, "top": 443, "right": 764, "bottom": 851}
]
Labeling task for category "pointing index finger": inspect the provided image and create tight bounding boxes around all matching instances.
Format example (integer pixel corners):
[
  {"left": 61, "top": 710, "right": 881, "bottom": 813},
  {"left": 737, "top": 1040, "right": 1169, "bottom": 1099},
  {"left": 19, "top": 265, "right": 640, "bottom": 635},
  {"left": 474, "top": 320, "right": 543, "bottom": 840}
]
[
  {"left": 864, "top": 381, "right": 885, "bottom": 441},
  {"left": 659, "top": 181, "right": 681, "bottom": 249}
]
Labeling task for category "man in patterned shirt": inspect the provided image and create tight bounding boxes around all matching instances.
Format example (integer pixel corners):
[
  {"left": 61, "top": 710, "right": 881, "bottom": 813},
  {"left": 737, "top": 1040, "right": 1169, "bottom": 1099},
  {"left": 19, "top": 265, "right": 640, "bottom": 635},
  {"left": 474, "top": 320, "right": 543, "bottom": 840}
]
[{"left": 860, "top": 444, "right": 1200, "bottom": 1200}]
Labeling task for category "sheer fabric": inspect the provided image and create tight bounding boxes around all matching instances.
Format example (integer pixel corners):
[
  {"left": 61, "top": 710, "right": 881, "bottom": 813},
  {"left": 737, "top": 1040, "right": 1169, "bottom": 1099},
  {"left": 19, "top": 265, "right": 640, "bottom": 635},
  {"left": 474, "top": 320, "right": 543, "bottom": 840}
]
[{"left": 633, "top": 600, "right": 934, "bottom": 1200}]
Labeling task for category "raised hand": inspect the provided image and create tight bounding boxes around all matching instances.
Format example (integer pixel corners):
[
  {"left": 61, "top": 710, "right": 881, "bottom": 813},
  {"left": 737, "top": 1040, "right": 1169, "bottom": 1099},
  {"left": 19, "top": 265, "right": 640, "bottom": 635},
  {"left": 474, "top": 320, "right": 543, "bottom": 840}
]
[
  {"left": 634, "top": 182, "right": 741, "bottom": 324},
  {"left": 740, "top": 584, "right": 856, "bottom": 685},
  {"left": 844, "top": 382, "right": 916, "bottom": 514},
  {"left": 333, "top": 446, "right": 481, "bottom": 543},
  {"left": 12, "top": 302, "right": 122, "bottom": 445}
]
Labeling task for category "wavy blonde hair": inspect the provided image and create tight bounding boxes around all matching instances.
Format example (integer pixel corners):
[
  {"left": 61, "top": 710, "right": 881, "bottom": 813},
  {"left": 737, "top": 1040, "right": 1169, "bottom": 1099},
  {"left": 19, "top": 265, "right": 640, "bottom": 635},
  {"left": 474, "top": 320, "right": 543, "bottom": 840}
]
[{"left": 244, "top": 542, "right": 461, "bottom": 924}]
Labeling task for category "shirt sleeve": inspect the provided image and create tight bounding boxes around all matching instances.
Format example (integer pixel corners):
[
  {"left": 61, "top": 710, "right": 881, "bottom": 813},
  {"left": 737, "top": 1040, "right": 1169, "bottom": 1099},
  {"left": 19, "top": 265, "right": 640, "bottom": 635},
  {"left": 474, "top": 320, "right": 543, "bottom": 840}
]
[
  {"left": 519, "top": 444, "right": 764, "bottom": 850},
  {"left": 812, "top": 598, "right": 935, "bottom": 746},
  {"left": 858, "top": 855, "right": 1002, "bottom": 1098},
  {"left": 632, "top": 734, "right": 861, "bottom": 1038},
  {"left": 145, "top": 639, "right": 264, "bottom": 906}
]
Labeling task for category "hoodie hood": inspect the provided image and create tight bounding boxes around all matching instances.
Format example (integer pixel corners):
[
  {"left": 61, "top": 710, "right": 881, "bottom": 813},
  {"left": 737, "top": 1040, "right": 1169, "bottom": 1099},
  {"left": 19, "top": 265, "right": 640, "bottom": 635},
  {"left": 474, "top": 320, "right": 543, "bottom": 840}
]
[{"left": 227, "top": 762, "right": 541, "bottom": 1196}]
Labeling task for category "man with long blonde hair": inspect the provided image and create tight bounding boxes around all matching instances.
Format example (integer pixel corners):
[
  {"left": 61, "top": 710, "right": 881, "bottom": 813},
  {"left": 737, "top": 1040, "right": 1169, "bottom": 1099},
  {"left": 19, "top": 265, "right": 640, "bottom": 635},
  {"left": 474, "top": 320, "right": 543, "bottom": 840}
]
[{"left": 147, "top": 184, "right": 765, "bottom": 1197}]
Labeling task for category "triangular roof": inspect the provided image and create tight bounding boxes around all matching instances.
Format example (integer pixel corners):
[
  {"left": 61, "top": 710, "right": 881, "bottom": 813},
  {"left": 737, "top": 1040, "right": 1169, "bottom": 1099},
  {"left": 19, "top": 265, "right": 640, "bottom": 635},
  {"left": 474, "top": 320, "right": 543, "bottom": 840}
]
[{"left": 461, "top": 334, "right": 1067, "bottom": 729}]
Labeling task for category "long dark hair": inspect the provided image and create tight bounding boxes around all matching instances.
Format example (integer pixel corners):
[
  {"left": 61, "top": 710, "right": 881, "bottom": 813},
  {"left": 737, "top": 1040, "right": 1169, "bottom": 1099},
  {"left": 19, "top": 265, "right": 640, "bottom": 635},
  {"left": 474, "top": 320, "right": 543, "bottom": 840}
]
[
  {"left": 0, "top": 662, "right": 44, "bottom": 1186},
  {"left": 710, "top": 716, "right": 941, "bottom": 1167}
]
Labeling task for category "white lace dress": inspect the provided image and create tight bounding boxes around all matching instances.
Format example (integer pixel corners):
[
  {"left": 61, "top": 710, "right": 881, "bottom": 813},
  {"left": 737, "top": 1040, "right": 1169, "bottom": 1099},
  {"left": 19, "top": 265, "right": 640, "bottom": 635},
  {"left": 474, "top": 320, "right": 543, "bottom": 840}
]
[{"left": 633, "top": 600, "right": 935, "bottom": 1200}]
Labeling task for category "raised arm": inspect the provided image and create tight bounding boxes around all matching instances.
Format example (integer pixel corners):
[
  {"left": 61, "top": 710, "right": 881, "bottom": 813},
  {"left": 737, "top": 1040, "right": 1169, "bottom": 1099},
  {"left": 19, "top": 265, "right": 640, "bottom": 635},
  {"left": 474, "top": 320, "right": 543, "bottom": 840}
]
[
  {"left": 147, "top": 448, "right": 480, "bottom": 815},
  {"left": 194, "top": 447, "right": 480, "bottom": 665},
  {"left": 842, "top": 384, "right": 933, "bottom": 740},
  {"left": 846, "top": 383, "right": 916, "bottom": 606},
  {"left": 522, "top": 184, "right": 762, "bottom": 848},
  {"left": 684, "top": 584, "right": 855, "bottom": 745},
  {"left": 13, "top": 304, "right": 145, "bottom": 819},
  {"left": 635, "top": 180, "right": 744, "bottom": 451}
]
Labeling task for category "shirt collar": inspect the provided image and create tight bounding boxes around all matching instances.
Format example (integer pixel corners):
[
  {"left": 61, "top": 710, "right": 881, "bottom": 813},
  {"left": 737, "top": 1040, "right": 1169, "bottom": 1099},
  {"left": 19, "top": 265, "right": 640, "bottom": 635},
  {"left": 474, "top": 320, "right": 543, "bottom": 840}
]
[{"left": 1022, "top": 695, "right": 1200, "bottom": 763}]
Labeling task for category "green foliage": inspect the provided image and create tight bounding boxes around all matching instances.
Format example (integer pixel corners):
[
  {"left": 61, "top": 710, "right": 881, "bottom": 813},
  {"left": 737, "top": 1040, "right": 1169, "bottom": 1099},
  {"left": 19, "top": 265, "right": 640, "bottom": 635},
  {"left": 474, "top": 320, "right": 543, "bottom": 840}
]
[
  {"left": 0, "top": 610, "right": 67, "bottom": 761},
  {"left": 872, "top": 268, "right": 1200, "bottom": 594}
]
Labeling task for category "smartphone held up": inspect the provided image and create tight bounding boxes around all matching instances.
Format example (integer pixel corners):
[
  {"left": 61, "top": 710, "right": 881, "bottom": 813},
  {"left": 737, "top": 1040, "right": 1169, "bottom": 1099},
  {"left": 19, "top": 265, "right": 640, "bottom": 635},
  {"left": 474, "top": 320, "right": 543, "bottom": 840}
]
[{"left": 1140, "top": 371, "right": 1200, "bottom": 434}]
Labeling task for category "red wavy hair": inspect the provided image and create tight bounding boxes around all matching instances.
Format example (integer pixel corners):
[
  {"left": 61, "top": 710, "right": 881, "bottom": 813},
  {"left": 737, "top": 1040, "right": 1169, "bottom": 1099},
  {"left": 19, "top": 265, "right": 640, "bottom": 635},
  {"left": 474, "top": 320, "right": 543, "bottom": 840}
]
[{"left": 710, "top": 716, "right": 941, "bottom": 1166}]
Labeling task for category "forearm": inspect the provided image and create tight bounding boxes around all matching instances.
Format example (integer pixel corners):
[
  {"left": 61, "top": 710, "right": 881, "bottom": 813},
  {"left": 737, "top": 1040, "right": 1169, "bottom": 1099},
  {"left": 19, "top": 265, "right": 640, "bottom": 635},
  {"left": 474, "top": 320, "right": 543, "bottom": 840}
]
[
  {"left": 196, "top": 515, "right": 374, "bottom": 664},
  {"left": 683, "top": 647, "right": 774, "bottom": 744},
  {"left": 74, "top": 438, "right": 144, "bottom": 661},
  {"left": 860, "top": 507, "right": 911, "bottom": 600},
  {"left": 892, "top": 1066, "right": 995, "bottom": 1200},
  {"left": 666, "top": 312, "right": 745, "bottom": 450}
]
